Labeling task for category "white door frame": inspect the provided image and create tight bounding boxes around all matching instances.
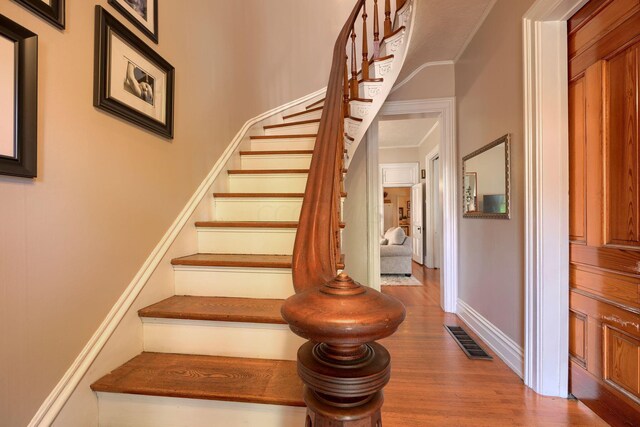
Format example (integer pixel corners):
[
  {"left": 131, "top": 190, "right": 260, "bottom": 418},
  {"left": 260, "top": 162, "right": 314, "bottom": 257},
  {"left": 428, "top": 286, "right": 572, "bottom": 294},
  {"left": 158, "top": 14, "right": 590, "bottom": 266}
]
[
  {"left": 380, "top": 98, "right": 458, "bottom": 313},
  {"left": 424, "top": 145, "right": 439, "bottom": 269},
  {"left": 522, "top": 0, "right": 588, "bottom": 397}
]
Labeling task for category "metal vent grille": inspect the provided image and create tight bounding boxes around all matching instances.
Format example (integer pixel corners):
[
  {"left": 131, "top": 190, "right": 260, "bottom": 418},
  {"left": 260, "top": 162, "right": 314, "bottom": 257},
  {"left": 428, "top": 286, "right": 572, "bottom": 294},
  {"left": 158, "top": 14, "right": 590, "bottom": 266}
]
[{"left": 445, "top": 325, "right": 493, "bottom": 360}]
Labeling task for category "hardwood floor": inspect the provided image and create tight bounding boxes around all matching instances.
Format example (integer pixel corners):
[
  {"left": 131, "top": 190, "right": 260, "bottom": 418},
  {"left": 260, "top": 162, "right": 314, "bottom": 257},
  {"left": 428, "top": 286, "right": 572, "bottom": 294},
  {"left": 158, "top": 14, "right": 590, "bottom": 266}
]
[{"left": 380, "top": 263, "right": 606, "bottom": 426}]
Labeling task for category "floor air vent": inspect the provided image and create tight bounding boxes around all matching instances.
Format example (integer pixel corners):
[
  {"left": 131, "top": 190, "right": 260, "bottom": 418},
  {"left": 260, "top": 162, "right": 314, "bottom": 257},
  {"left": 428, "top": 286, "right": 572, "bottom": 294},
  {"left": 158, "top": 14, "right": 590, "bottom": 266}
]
[{"left": 444, "top": 325, "right": 493, "bottom": 360}]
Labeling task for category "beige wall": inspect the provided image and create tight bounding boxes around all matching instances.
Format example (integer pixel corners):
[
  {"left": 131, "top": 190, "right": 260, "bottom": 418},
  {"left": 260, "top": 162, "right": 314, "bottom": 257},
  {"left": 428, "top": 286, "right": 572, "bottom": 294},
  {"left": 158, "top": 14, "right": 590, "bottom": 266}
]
[
  {"left": 379, "top": 146, "right": 419, "bottom": 163},
  {"left": 455, "top": 0, "right": 535, "bottom": 347},
  {"left": 388, "top": 63, "right": 455, "bottom": 101},
  {"left": 0, "top": 1, "right": 352, "bottom": 425}
]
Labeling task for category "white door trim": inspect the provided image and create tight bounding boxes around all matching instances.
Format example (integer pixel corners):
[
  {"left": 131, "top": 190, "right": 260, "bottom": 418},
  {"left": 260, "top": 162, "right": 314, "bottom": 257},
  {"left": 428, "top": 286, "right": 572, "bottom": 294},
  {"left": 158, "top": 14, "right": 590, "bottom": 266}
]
[
  {"left": 424, "top": 145, "right": 439, "bottom": 269},
  {"left": 522, "top": 0, "right": 588, "bottom": 397},
  {"left": 380, "top": 98, "right": 458, "bottom": 313}
]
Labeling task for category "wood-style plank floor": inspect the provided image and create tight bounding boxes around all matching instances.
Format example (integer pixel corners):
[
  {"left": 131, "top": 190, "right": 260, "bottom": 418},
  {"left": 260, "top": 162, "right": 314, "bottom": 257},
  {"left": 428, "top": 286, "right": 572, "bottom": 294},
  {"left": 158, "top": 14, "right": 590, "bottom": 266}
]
[{"left": 380, "top": 263, "right": 606, "bottom": 426}]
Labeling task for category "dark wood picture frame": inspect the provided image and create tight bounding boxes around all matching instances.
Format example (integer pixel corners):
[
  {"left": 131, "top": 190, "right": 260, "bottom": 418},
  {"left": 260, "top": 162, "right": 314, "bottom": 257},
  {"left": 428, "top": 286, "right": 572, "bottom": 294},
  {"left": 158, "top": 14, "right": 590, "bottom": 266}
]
[
  {"left": 108, "top": 0, "right": 158, "bottom": 44},
  {"left": 0, "top": 14, "right": 38, "bottom": 178},
  {"left": 94, "top": 6, "right": 174, "bottom": 139},
  {"left": 13, "top": 0, "right": 65, "bottom": 30}
]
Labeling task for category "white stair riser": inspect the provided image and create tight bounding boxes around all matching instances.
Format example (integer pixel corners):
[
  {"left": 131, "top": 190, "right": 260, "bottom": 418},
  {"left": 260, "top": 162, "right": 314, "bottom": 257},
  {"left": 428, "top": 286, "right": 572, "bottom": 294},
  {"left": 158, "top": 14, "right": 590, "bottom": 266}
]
[
  {"left": 370, "top": 58, "right": 394, "bottom": 79},
  {"left": 241, "top": 154, "right": 312, "bottom": 170},
  {"left": 214, "top": 198, "right": 303, "bottom": 222},
  {"left": 380, "top": 33, "right": 405, "bottom": 57},
  {"left": 345, "top": 118, "right": 360, "bottom": 138},
  {"left": 350, "top": 101, "right": 373, "bottom": 120},
  {"left": 174, "top": 266, "right": 294, "bottom": 299},
  {"left": 97, "top": 393, "right": 306, "bottom": 427},
  {"left": 197, "top": 228, "right": 296, "bottom": 255},
  {"left": 142, "top": 319, "right": 304, "bottom": 360},
  {"left": 359, "top": 81, "right": 384, "bottom": 99},
  {"left": 250, "top": 138, "right": 316, "bottom": 151},
  {"left": 264, "top": 122, "right": 319, "bottom": 136},
  {"left": 228, "top": 174, "right": 308, "bottom": 193},
  {"left": 283, "top": 109, "right": 322, "bottom": 123}
]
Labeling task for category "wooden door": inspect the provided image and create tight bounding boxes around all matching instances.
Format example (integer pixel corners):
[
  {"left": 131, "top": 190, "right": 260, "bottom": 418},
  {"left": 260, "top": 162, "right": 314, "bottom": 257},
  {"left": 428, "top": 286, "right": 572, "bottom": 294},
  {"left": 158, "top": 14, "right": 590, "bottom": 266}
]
[{"left": 568, "top": 1, "right": 640, "bottom": 424}]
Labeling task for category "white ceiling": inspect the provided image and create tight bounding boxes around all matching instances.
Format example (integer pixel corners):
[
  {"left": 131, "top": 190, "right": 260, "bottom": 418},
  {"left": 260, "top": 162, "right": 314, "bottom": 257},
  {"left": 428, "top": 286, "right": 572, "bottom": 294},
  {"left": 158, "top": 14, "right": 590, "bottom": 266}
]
[
  {"left": 399, "top": 0, "right": 495, "bottom": 80},
  {"left": 379, "top": 117, "right": 439, "bottom": 148}
]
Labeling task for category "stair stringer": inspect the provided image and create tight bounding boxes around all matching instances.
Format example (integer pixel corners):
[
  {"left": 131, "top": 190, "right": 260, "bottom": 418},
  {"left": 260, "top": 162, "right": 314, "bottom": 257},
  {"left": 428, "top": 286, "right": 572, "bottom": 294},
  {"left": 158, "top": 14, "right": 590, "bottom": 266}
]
[
  {"left": 30, "top": 88, "right": 327, "bottom": 427},
  {"left": 344, "top": 0, "right": 417, "bottom": 168}
]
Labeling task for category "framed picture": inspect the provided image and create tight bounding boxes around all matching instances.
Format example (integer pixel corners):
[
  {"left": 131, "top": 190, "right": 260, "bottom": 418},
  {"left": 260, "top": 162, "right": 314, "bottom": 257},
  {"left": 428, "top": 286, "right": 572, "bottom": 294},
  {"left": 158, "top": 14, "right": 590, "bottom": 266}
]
[
  {"left": 108, "top": 0, "right": 158, "bottom": 43},
  {"left": 399, "top": 207, "right": 404, "bottom": 219},
  {"left": 94, "top": 6, "right": 174, "bottom": 139},
  {"left": 0, "top": 14, "right": 38, "bottom": 178},
  {"left": 13, "top": 0, "right": 65, "bottom": 30},
  {"left": 407, "top": 201, "right": 410, "bottom": 218}
]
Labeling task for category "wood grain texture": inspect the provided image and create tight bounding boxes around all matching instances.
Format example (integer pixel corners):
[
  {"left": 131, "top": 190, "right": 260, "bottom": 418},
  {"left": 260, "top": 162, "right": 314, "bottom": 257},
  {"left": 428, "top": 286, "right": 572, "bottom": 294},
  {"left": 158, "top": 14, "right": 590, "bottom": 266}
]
[
  {"left": 91, "top": 353, "right": 304, "bottom": 407},
  {"left": 212, "top": 192, "right": 347, "bottom": 198},
  {"left": 570, "top": 77, "right": 587, "bottom": 242},
  {"left": 263, "top": 119, "right": 321, "bottom": 130},
  {"left": 239, "top": 150, "right": 314, "bottom": 156},
  {"left": 282, "top": 107, "right": 323, "bottom": 121},
  {"left": 607, "top": 45, "right": 640, "bottom": 246},
  {"left": 171, "top": 254, "right": 294, "bottom": 269},
  {"left": 194, "top": 221, "right": 345, "bottom": 229},
  {"left": 377, "top": 264, "right": 607, "bottom": 426},
  {"left": 227, "top": 169, "right": 310, "bottom": 175},
  {"left": 138, "top": 296, "right": 286, "bottom": 324},
  {"left": 249, "top": 134, "right": 317, "bottom": 140}
]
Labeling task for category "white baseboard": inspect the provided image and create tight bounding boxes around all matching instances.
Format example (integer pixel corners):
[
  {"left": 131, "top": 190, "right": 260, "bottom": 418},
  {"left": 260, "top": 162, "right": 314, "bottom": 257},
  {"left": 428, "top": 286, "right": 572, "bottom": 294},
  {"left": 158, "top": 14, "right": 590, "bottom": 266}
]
[
  {"left": 28, "top": 87, "right": 326, "bottom": 427},
  {"left": 456, "top": 299, "right": 524, "bottom": 378}
]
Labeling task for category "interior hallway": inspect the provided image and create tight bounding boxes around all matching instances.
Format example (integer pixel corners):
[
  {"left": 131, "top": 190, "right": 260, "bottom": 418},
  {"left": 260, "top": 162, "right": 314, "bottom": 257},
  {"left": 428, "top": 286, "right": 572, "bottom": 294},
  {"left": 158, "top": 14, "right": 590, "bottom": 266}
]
[{"left": 380, "top": 263, "right": 605, "bottom": 426}]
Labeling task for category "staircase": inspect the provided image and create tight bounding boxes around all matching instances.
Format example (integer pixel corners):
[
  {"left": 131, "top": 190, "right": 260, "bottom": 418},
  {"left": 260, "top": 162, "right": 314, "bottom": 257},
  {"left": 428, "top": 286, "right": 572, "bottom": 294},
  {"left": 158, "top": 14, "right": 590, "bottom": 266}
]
[{"left": 90, "top": 1, "right": 415, "bottom": 426}]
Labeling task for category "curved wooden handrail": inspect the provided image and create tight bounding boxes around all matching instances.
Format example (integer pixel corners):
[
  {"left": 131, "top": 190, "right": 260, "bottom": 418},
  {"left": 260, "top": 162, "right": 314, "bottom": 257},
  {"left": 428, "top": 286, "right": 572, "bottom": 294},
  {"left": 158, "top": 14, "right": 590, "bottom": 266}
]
[
  {"left": 291, "top": 0, "right": 365, "bottom": 293},
  {"left": 283, "top": 1, "right": 410, "bottom": 425}
]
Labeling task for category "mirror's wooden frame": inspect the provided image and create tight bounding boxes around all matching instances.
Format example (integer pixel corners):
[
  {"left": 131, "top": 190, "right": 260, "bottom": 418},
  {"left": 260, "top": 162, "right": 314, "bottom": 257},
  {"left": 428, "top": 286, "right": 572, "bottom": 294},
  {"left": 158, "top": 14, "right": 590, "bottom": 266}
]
[{"left": 462, "top": 134, "right": 511, "bottom": 219}]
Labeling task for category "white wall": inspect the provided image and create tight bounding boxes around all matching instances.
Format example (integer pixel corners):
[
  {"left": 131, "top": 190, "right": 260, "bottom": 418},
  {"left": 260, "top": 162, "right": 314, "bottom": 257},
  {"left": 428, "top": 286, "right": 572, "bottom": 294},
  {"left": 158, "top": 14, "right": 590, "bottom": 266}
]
[
  {"left": 389, "top": 63, "right": 456, "bottom": 101},
  {"left": 0, "top": 1, "right": 354, "bottom": 425},
  {"left": 455, "top": 0, "right": 537, "bottom": 348}
]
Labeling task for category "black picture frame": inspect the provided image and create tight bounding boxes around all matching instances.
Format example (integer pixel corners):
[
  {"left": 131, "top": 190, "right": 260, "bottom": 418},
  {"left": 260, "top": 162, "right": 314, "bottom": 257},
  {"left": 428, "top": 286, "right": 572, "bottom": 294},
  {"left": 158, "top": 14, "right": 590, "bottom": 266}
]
[
  {"left": 94, "top": 6, "right": 174, "bottom": 139},
  {"left": 108, "top": 0, "right": 158, "bottom": 44},
  {"left": 0, "top": 14, "right": 38, "bottom": 178},
  {"left": 13, "top": 0, "right": 65, "bottom": 30}
]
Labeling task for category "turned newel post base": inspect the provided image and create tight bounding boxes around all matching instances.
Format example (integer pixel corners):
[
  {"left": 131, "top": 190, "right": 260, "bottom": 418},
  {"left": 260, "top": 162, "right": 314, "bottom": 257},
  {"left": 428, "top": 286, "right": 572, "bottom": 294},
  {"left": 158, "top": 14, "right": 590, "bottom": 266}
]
[
  {"left": 305, "top": 389, "right": 383, "bottom": 427},
  {"left": 299, "top": 341, "right": 390, "bottom": 427},
  {"left": 282, "top": 274, "right": 405, "bottom": 427}
]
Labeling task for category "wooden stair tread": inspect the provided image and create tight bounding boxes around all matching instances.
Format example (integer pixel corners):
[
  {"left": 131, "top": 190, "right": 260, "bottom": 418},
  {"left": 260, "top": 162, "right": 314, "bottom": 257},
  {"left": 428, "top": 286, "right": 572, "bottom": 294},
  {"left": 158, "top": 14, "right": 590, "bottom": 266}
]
[
  {"left": 213, "top": 192, "right": 347, "bottom": 198},
  {"left": 228, "top": 169, "right": 309, "bottom": 175},
  {"left": 351, "top": 97, "right": 373, "bottom": 103},
  {"left": 283, "top": 106, "right": 323, "bottom": 120},
  {"left": 250, "top": 134, "right": 316, "bottom": 140},
  {"left": 264, "top": 119, "right": 320, "bottom": 130},
  {"left": 195, "top": 221, "right": 299, "bottom": 229},
  {"left": 172, "top": 253, "right": 345, "bottom": 270},
  {"left": 195, "top": 221, "right": 345, "bottom": 229},
  {"left": 306, "top": 98, "right": 325, "bottom": 110},
  {"left": 139, "top": 296, "right": 287, "bottom": 324},
  {"left": 91, "top": 352, "right": 304, "bottom": 407},
  {"left": 172, "top": 254, "right": 293, "bottom": 268},
  {"left": 240, "top": 150, "right": 314, "bottom": 156}
]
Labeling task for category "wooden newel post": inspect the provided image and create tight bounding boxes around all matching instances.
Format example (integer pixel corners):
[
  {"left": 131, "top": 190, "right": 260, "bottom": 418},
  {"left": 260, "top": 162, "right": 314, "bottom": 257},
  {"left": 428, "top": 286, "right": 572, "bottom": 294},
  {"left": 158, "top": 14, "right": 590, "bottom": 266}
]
[{"left": 282, "top": 273, "right": 406, "bottom": 427}]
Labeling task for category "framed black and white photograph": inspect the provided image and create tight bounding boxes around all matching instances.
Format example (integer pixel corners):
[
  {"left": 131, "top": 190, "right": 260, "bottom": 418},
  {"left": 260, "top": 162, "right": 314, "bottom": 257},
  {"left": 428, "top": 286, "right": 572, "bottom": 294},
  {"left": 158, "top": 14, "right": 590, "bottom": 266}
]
[
  {"left": 0, "top": 14, "right": 38, "bottom": 178},
  {"left": 94, "top": 6, "right": 174, "bottom": 139},
  {"left": 13, "top": 0, "right": 65, "bottom": 30},
  {"left": 108, "top": 0, "right": 158, "bottom": 43}
]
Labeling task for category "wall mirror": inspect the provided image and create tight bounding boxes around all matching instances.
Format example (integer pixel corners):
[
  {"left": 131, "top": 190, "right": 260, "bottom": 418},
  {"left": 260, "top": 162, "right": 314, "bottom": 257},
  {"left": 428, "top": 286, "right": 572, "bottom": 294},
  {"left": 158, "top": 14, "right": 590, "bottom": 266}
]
[{"left": 462, "top": 134, "right": 511, "bottom": 219}]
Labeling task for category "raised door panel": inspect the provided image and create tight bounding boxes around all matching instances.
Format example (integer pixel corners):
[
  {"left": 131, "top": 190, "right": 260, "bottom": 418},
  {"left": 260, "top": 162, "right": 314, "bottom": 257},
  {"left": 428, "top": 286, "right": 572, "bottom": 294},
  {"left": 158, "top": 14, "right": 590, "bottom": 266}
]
[
  {"left": 570, "top": 77, "right": 587, "bottom": 243},
  {"left": 380, "top": 163, "right": 418, "bottom": 187},
  {"left": 607, "top": 45, "right": 640, "bottom": 247},
  {"left": 570, "top": 310, "right": 588, "bottom": 366},
  {"left": 604, "top": 326, "right": 640, "bottom": 402}
]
